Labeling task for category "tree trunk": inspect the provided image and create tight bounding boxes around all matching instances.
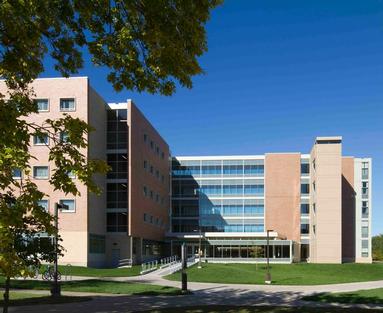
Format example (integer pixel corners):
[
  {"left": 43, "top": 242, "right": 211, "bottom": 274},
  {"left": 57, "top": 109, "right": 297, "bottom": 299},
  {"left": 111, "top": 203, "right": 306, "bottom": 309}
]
[{"left": 3, "top": 276, "right": 10, "bottom": 313}]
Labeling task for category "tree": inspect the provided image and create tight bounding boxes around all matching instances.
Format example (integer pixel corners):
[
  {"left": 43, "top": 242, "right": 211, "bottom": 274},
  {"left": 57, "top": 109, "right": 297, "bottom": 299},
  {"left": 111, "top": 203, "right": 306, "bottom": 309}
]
[
  {"left": 0, "top": 1, "right": 220, "bottom": 311},
  {"left": 372, "top": 234, "right": 383, "bottom": 261},
  {"left": 249, "top": 246, "right": 264, "bottom": 270}
]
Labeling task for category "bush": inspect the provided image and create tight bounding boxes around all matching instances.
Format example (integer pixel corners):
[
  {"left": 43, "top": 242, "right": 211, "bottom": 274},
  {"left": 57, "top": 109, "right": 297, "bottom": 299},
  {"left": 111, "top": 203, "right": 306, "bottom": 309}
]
[{"left": 372, "top": 234, "right": 383, "bottom": 261}]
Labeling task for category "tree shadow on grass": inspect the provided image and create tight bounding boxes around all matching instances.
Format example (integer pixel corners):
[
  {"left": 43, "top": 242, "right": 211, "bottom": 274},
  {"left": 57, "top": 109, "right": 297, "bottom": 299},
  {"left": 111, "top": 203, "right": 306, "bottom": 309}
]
[
  {"left": 0, "top": 295, "right": 91, "bottom": 307},
  {"left": 302, "top": 292, "right": 383, "bottom": 305}
]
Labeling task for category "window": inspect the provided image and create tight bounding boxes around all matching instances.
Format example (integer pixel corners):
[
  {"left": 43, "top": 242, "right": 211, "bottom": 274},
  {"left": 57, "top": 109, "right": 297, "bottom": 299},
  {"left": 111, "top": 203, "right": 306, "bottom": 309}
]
[
  {"left": 12, "top": 169, "right": 22, "bottom": 179},
  {"left": 362, "top": 182, "right": 369, "bottom": 198},
  {"left": 156, "top": 146, "right": 160, "bottom": 155},
  {"left": 161, "top": 175, "right": 165, "bottom": 183},
  {"left": 89, "top": 234, "right": 105, "bottom": 254},
  {"left": 143, "top": 186, "right": 148, "bottom": 197},
  {"left": 107, "top": 212, "right": 127, "bottom": 232},
  {"left": 362, "top": 252, "right": 369, "bottom": 257},
  {"left": 156, "top": 194, "right": 159, "bottom": 202},
  {"left": 244, "top": 184, "right": 264, "bottom": 195},
  {"left": 301, "top": 224, "right": 310, "bottom": 234},
  {"left": 107, "top": 183, "right": 127, "bottom": 209},
  {"left": 150, "top": 141, "right": 154, "bottom": 149},
  {"left": 161, "top": 151, "right": 165, "bottom": 159},
  {"left": 35, "top": 99, "right": 49, "bottom": 112},
  {"left": 156, "top": 170, "right": 159, "bottom": 179},
  {"left": 33, "top": 133, "right": 49, "bottom": 145},
  {"left": 361, "top": 226, "right": 369, "bottom": 238},
  {"left": 107, "top": 153, "right": 128, "bottom": 179},
  {"left": 150, "top": 190, "right": 153, "bottom": 199},
  {"left": 37, "top": 200, "right": 49, "bottom": 212},
  {"left": 150, "top": 165, "right": 153, "bottom": 174},
  {"left": 301, "top": 163, "right": 310, "bottom": 175},
  {"left": 301, "top": 184, "right": 310, "bottom": 194},
  {"left": 301, "top": 203, "right": 309, "bottom": 215},
  {"left": 362, "top": 162, "right": 369, "bottom": 179},
  {"left": 144, "top": 160, "right": 147, "bottom": 170},
  {"left": 150, "top": 215, "right": 153, "bottom": 224},
  {"left": 59, "top": 199, "right": 75, "bottom": 212},
  {"left": 362, "top": 201, "right": 369, "bottom": 218},
  {"left": 362, "top": 240, "right": 369, "bottom": 250},
  {"left": 33, "top": 166, "right": 49, "bottom": 179},
  {"left": 143, "top": 134, "right": 147, "bottom": 142},
  {"left": 60, "top": 131, "right": 69, "bottom": 143},
  {"left": 144, "top": 213, "right": 148, "bottom": 222},
  {"left": 60, "top": 98, "right": 75, "bottom": 111}
]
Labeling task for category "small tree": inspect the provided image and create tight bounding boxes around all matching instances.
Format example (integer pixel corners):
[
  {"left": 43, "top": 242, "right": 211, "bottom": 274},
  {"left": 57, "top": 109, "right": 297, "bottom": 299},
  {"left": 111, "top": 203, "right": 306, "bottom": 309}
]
[
  {"left": 249, "top": 246, "right": 264, "bottom": 270},
  {"left": 372, "top": 234, "right": 383, "bottom": 261}
]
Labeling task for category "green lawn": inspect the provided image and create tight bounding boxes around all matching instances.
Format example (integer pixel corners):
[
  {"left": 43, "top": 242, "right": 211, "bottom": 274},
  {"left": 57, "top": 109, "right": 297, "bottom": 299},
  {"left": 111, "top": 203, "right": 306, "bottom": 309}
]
[
  {"left": 139, "top": 305, "right": 383, "bottom": 313},
  {"left": 0, "top": 292, "right": 90, "bottom": 307},
  {"left": 165, "top": 263, "right": 383, "bottom": 285},
  {"left": 0, "top": 278, "right": 181, "bottom": 296},
  {"left": 39, "top": 264, "right": 141, "bottom": 277},
  {"left": 303, "top": 288, "right": 383, "bottom": 305}
]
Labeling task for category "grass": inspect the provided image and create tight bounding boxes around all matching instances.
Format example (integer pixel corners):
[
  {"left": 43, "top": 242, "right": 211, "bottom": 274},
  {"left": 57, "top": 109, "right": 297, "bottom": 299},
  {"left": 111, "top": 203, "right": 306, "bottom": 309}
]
[
  {"left": 138, "top": 305, "right": 383, "bottom": 313},
  {"left": 39, "top": 264, "right": 142, "bottom": 277},
  {"left": 303, "top": 288, "right": 383, "bottom": 305},
  {"left": 165, "top": 262, "right": 383, "bottom": 285},
  {"left": 0, "top": 292, "right": 90, "bottom": 307},
  {"left": 0, "top": 278, "right": 181, "bottom": 296}
]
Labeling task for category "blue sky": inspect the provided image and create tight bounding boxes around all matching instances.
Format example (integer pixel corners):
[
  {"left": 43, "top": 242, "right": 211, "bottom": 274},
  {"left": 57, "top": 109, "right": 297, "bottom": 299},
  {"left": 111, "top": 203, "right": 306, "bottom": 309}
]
[{"left": 43, "top": 1, "right": 383, "bottom": 235}]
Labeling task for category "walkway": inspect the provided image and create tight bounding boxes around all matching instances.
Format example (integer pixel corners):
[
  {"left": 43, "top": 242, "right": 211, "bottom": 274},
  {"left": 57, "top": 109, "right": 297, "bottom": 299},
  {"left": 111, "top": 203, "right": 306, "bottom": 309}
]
[{"left": 8, "top": 266, "right": 383, "bottom": 312}]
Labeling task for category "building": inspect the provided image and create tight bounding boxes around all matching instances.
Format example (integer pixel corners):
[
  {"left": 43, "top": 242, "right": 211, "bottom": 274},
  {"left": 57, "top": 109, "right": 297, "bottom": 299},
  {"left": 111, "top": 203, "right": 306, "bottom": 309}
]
[
  {"left": 169, "top": 137, "right": 372, "bottom": 264},
  {"left": 0, "top": 77, "right": 372, "bottom": 266},
  {"left": 0, "top": 77, "right": 170, "bottom": 267}
]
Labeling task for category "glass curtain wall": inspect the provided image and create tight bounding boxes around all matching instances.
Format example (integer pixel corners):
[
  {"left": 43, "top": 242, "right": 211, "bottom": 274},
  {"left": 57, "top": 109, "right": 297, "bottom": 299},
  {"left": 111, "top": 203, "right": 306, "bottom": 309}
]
[
  {"left": 171, "top": 158, "right": 265, "bottom": 234},
  {"left": 106, "top": 109, "right": 128, "bottom": 233}
]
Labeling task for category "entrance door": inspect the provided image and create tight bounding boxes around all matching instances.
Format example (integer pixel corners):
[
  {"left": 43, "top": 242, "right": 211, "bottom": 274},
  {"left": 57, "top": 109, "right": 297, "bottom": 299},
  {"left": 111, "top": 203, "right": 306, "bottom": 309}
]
[{"left": 112, "top": 249, "right": 120, "bottom": 267}]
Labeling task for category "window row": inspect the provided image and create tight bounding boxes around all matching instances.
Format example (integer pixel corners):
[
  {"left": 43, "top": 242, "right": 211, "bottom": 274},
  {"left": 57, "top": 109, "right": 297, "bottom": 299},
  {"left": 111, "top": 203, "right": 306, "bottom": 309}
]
[
  {"left": 199, "top": 184, "right": 264, "bottom": 196},
  {"left": 35, "top": 98, "right": 76, "bottom": 112},
  {"left": 143, "top": 186, "right": 165, "bottom": 205},
  {"left": 172, "top": 164, "right": 264, "bottom": 176},
  {"left": 224, "top": 224, "right": 264, "bottom": 232},
  {"left": 143, "top": 213, "right": 166, "bottom": 229},
  {"left": 143, "top": 160, "right": 165, "bottom": 183},
  {"left": 36, "top": 199, "right": 76, "bottom": 213},
  {"left": 12, "top": 167, "right": 75, "bottom": 180},
  {"left": 143, "top": 133, "right": 166, "bottom": 160},
  {"left": 31, "top": 131, "right": 69, "bottom": 146}
]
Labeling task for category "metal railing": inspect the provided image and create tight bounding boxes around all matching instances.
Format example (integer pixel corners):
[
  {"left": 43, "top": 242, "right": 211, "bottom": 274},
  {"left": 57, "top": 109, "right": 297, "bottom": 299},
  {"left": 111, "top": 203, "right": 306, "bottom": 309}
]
[
  {"left": 159, "top": 255, "right": 178, "bottom": 269},
  {"left": 140, "top": 260, "right": 158, "bottom": 274},
  {"left": 118, "top": 258, "right": 133, "bottom": 268}
]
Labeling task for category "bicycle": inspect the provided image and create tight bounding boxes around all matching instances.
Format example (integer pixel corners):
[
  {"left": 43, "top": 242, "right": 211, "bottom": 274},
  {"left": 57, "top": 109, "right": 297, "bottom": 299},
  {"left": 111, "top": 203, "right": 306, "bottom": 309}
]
[{"left": 42, "top": 265, "right": 61, "bottom": 281}]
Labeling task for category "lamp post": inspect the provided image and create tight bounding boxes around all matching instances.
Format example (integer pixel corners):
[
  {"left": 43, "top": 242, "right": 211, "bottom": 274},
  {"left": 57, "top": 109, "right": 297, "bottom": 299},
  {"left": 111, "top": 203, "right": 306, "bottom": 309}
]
[
  {"left": 193, "top": 227, "right": 202, "bottom": 268},
  {"left": 50, "top": 202, "right": 67, "bottom": 297},
  {"left": 265, "top": 229, "right": 273, "bottom": 284},
  {"left": 198, "top": 227, "right": 202, "bottom": 268}
]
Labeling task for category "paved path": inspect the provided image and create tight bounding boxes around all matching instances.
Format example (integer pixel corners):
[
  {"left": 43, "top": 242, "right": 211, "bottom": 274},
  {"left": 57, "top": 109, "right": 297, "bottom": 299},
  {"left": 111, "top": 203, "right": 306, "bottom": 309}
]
[
  {"left": 8, "top": 269, "right": 383, "bottom": 312},
  {"left": 8, "top": 287, "right": 383, "bottom": 313}
]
